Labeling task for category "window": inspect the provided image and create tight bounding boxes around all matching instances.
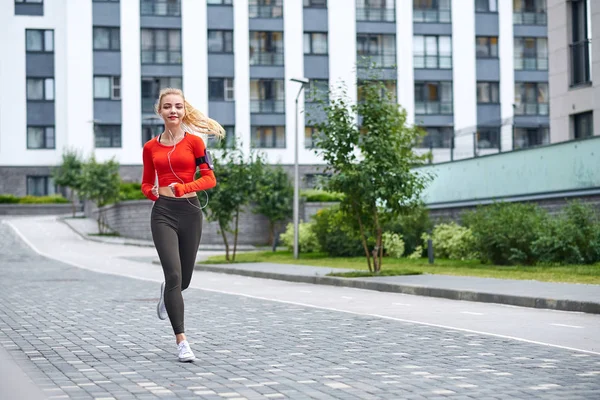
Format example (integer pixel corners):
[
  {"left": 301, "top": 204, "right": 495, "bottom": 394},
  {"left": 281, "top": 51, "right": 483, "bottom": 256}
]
[
  {"left": 249, "top": 31, "right": 284, "bottom": 65},
  {"left": 475, "top": 0, "right": 497, "bottom": 12},
  {"left": 476, "top": 36, "right": 498, "bottom": 58},
  {"left": 25, "top": 29, "right": 53, "bottom": 52},
  {"left": 514, "top": 82, "right": 549, "bottom": 115},
  {"left": 304, "top": 0, "right": 326, "bottom": 7},
  {"left": 141, "top": 77, "right": 182, "bottom": 112},
  {"left": 16, "top": 0, "right": 44, "bottom": 2},
  {"left": 304, "top": 126, "right": 320, "bottom": 148},
  {"left": 514, "top": 37, "right": 548, "bottom": 70},
  {"left": 26, "top": 176, "right": 57, "bottom": 197},
  {"left": 476, "top": 127, "right": 500, "bottom": 149},
  {"left": 251, "top": 126, "right": 286, "bottom": 148},
  {"left": 95, "top": 125, "right": 122, "bottom": 148},
  {"left": 142, "top": 124, "right": 163, "bottom": 144},
  {"left": 207, "top": 30, "right": 233, "bottom": 53},
  {"left": 209, "top": 78, "right": 235, "bottom": 101},
  {"left": 27, "top": 78, "right": 54, "bottom": 100},
  {"left": 250, "top": 79, "right": 285, "bottom": 113},
  {"left": 356, "top": 0, "right": 395, "bottom": 22},
  {"left": 141, "top": 0, "right": 181, "bottom": 16},
  {"left": 513, "top": 0, "right": 547, "bottom": 25},
  {"left": 93, "top": 27, "right": 120, "bottom": 50},
  {"left": 27, "top": 126, "right": 55, "bottom": 149},
  {"left": 306, "top": 80, "right": 329, "bottom": 103},
  {"left": 573, "top": 111, "right": 593, "bottom": 139},
  {"left": 357, "top": 80, "right": 397, "bottom": 102},
  {"left": 413, "top": 35, "right": 452, "bottom": 69},
  {"left": 356, "top": 34, "right": 396, "bottom": 68},
  {"left": 249, "top": 0, "right": 283, "bottom": 18},
  {"left": 141, "top": 29, "right": 182, "bottom": 64},
  {"left": 413, "top": 0, "right": 451, "bottom": 23},
  {"left": 207, "top": 0, "right": 232, "bottom": 4},
  {"left": 94, "top": 76, "right": 121, "bottom": 100},
  {"left": 513, "top": 126, "right": 549, "bottom": 149},
  {"left": 418, "top": 127, "right": 453, "bottom": 148},
  {"left": 414, "top": 82, "right": 453, "bottom": 115},
  {"left": 208, "top": 126, "right": 236, "bottom": 148},
  {"left": 93, "top": 0, "right": 119, "bottom": 2},
  {"left": 304, "top": 32, "right": 328, "bottom": 55},
  {"left": 304, "top": 173, "right": 330, "bottom": 189},
  {"left": 570, "top": 0, "right": 591, "bottom": 86},
  {"left": 476, "top": 82, "right": 499, "bottom": 103}
]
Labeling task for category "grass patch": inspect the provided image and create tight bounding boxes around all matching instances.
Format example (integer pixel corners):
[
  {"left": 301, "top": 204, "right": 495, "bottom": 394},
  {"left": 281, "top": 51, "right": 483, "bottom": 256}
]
[
  {"left": 88, "top": 232, "right": 120, "bottom": 237},
  {"left": 202, "top": 251, "right": 600, "bottom": 284}
]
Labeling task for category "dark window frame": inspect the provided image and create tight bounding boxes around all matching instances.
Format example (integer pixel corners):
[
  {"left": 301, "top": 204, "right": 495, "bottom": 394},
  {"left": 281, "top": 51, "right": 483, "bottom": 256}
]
[
  {"left": 572, "top": 111, "right": 593, "bottom": 139},
  {"left": 514, "top": 36, "right": 548, "bottom": 71},
  {"left": 249, "top": 0, "right": 283, "bottom": 18},
  {"left": 356, "top": 33, "right": 397, "bottom": 68},
  {"left": 208, "top": 125, "right": 236, "bottom": 149},
  {"left": 142, "top": 123, "right": 163, "bottom": 145},
  {"left": 514, "top": 82, "right": 549, "bottom": 116},
  {"left": 356, "top": 0, "right": 396, "bottom": 22},
  {"left": 93, "top": 26, "right": 121, "bottom": 51},
  {"left": 141, "top": 28, "right": 182, "bottom": 65},
  {"left": 26, "top": 77, "right": 54, "bottom": 101},
  {"left": 513, "top": 126, "right": 549, "bottom": 149},
  {"left": 93, "top": 76, "right": 121, "bottom": 100},
  {"left": 208, "top": 78, "right": 235, "bottom": 101},
  {"left": 26, "top": 175, "right": 58, "bottom": 197},
  {"left": 475, "top": 36, "right": 498, "bottom": 59},
  {"left": 569, "top": 0, "right": 591, "bottom": 87},
  {"left": 141, "top": 76, "right": 183, "bottom": 113},
  {"left": 303, "top": 0, "right": 327, "bottom": 7},
  {"left": 207, "top": 0, "right": 233, "bottom": 5},
  {"left": 413, "top": 0, "right": 451, "bottom": 23},
  {"left": 25, "top": 29, "right": 53, "bottom": 52},
  {"left": 475, "top": 0, "right": 497, "bottom": 13},
  {"left": 304, "top": 32, "right": 328, "bottom": 55},
  {"left": 207, "top": 30, "right": 234, "bottom": 53},
  {"left": 476, "top": 81, "right": 500, "bottom": 104},
  {"left": 414, "top": 81, "right": 453, "bottom": 115},
  {"left": 417, "top": 126, "right": 454, "bottom": 149},
  {"left": 27, "top": 126, "right": 55, "bottom": 149},
  {"left": 94, "top": 124, "right": 122, "bottom": 148},
  {"left": 140, "top": 0, "right": 181, "bottom": 17},
  {"left": 476, "top": 127, "right": 501, "bottom": 150},
  {"left": 251, "top": 125, "right": 286, "bottom": 149},
  {"left": 513, "top": 0, "right": 547, "bottom": 25},
  {"left": 413, "top": 34, "right": 452, "bottom": 69},
  {"left": 249, "top": 31, "right": 284, "bottom": 66}
]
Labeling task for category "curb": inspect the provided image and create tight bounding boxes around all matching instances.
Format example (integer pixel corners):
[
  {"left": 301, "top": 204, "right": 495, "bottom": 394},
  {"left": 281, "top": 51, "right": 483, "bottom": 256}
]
[{"left": 195, "top": 264, "right": 600, "bottom": 315}]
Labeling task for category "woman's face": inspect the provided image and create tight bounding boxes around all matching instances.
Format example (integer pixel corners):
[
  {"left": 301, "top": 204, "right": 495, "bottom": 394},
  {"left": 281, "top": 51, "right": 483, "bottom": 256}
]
[{"left": 159, "top": 94, "right": 185, "bottom": 127}]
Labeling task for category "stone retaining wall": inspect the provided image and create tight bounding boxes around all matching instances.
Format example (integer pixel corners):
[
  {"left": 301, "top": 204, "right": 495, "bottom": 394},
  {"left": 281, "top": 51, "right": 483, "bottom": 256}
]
[{"left": 0, "top": 203, "right": 78, "bottom": 216}]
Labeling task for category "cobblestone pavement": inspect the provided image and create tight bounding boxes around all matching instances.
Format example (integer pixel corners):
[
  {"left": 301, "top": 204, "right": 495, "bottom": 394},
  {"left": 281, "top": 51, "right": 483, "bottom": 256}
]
[{"left": 1, "top": 223, "right": 600, "bottom": 400}]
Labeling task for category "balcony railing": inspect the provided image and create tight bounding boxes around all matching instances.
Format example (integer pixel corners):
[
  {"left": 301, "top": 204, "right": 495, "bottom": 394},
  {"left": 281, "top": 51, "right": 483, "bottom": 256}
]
[
  {"left": 249, "top": 4, "right": 283, "bottom": 18},
  {"left": 141, "top": 50, "right": 182, "bottom": 64},
  {"left": 414, "top": 55, "right": 452, "bottom": 69},
  {"left": 413, "top": 9, "right": 451, "bottom": 23},
  {"left": 250, "top": 100, "right": 285, "bottom": 113},
  {"left": 570, "top": 40, "right": 591, "bottom": 86},
  {"left": 249, "top": 52, "right": 284, "bottom": 66},
  {"left": 418, "top": 131, "right": 453, "bottom": 149},
  {"left": 356, "top": 7, "right": 395, "bottom": 22},
  {"left": 141, "top": 0, "right": 181, "bottom": 16},
  {"left": 514, "top": 102, "right": 549, "bottom": 116},
  {"left": 514, "top": 57, "right": 548, "bottom": 70},
  {"left": 357, "top": 53, "right": 396, "bottom": 68},
  {"left": 513, "top": 11, "right": 547, "bottom": 25},
  {"left": 476, "top": 130, "right": 500, "bottom": 149},
  {"left": 415, "top": 101, "right": 453, "bottom": 115}
]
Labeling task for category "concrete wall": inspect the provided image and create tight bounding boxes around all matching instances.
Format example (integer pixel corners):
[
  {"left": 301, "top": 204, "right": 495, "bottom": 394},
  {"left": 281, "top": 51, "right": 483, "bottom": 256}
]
[{"left": 0, "top": 204, "right": 75, "bottom": 216}]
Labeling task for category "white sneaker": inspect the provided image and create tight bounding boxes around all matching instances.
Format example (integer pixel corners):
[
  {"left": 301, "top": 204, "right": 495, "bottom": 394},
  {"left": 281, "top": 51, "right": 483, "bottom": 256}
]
[
  {"left": 177, "top": 340, "right": 195, "bottom": 362},
  {"left": 157, "top": 282, "right": 167, "bottom": 320}
]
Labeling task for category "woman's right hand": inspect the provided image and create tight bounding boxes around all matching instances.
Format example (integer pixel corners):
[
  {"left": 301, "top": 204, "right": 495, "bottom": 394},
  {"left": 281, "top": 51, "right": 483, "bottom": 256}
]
[{"left": 152, "top": 185, "right": 159, "bottom": 198}]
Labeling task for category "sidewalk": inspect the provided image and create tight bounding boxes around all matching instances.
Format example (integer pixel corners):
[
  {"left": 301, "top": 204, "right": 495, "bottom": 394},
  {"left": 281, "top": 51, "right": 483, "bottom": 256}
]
[{"left": 65, "top": 216, "right": 600, "bottom": 315}]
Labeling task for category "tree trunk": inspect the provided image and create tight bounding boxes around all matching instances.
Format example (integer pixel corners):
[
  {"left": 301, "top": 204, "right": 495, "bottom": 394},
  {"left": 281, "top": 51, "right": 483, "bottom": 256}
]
[
  {"left": 232, "top": 208, "right": 240, "bottom": 262},
  {"left": 356, "top": 212, "right": 373, "bottom": 273},
  {"left": 219, "top": 220, "right": 230, "bottom": 261},
  {"left": 70, "top": 191, "right": 76, "bottom": 217},
  {"left": 374, "top": 210, "right": 383, "bottom": 273},
  {"left": 268, "top": 220, "right": 275, "bottom": 247}
]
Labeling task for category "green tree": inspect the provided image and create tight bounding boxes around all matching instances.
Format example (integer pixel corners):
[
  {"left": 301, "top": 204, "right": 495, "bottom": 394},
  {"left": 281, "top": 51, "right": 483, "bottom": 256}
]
[
  {"left": 203, "top": 146, "right": 261, "bottom": 261},
  {"left": 310, "top": 80, "right": 431, "bottom": 273},
  {"left": 52, "top": 149, "right": 83, "bottom": 217},
  {"left": 78, "top": 156, "right": 121, "bottom": 234},
  {"left": 252, "top": 164, "right": 293, "bottom": 247}
]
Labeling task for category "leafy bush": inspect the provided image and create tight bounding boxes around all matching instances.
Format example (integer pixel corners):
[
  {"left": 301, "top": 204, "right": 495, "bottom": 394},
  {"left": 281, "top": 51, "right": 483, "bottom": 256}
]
[
  {"left": 0, "top": 194, "right": 19, "bottom": 204},
  {"left": 425, "top": 222, "right": 477, "bottom": 260},
  {"left": 408, "top": 245, "right": 423, "bottom": 259},
  {"left": 382, "top": 232, "right": 405, "bottom": 258},
  {"left": 118, "top": 182, "right": 146, "bottom": 201},
  {"left": 279, "top": 222, "right": 321, "bottom": 253},
  {"left": 19, "top": 195, "right": 69, "bottom": 204},
  {"left": 301, "top": 189, "right": 344, "bottom": 202},
  {"left": 311, "top": 205, "right": 368, "bottom": 257},
  {"left": 463, "top": 202, "right": 547, "bottom": 265},
  {"left": 383, "top": 206, "right": 432, "bottom": 256},
  {"left": 532, "top": 201, "right": 600, "bottom": 265}
]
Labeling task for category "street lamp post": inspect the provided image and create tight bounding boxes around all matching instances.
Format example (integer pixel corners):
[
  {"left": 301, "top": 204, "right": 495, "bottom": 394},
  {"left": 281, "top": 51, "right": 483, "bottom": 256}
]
[{"left": 291, "top": 77, "right": 309, "bottom": 260}]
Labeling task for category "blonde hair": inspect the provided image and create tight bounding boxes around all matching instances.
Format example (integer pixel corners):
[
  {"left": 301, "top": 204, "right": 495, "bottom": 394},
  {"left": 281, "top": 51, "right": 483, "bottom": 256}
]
[{"left": 155, "top": 88, "right": 225, "bottom": 140}]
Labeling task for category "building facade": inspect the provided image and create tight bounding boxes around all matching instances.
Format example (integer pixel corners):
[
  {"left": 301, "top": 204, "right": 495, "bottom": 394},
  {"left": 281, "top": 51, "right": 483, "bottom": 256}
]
[
  {"left": 1, "top": 0, "right": 551, "bottom": 196},
  {"left": 547, "top": 0, "right": 598, "bottom": 142}
]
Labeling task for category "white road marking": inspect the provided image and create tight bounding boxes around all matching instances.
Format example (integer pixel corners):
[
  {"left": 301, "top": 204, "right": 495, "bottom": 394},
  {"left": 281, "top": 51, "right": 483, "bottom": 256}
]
[
  {"left": 341, "top": 296, "right": 353, "bottom": 299},
  {"left": 393, "top": 303, "right": 411, "bottom": 306},
  {"left": 461, "top": 311, "right": 484, "bottom": 316},
  {"left": 5, "top": 219, "right": 600, "bottom": 357},
  {"left": 551, "top": 323, "right": 584, "bottom": 329}
]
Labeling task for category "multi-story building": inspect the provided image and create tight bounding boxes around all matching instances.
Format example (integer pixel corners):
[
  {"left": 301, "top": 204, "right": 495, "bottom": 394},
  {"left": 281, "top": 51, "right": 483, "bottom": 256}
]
[
  {"left": 548, "top": 0, "right": 598, "bottom": 142},
  {"left": 1, "top": 0, "right": 551, "bottom": 196}
]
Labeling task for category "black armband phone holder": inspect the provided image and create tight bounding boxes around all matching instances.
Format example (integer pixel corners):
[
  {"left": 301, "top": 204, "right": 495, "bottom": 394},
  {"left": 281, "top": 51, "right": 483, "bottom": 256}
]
[{"left": 196, "top": 150, "right": 214, "bottom": 170}]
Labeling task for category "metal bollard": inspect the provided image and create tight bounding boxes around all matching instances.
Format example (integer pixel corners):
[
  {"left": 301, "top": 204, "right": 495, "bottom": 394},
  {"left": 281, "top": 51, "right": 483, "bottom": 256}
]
[{"left": 427, "top": 238, "right": 434, "bottom": 264}]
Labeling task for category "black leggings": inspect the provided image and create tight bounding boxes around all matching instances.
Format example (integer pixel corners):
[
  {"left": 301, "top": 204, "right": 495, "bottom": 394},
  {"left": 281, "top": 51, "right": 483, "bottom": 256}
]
[{"left": 151, "top": 196, "right": 202, "bottom": 335}]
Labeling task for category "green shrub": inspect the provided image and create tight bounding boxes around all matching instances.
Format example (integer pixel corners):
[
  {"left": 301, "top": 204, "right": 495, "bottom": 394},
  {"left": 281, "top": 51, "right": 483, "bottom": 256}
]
[
  {"left": 383, "top": 206, "right": 432, "bottom": 256},
  {"left": 279, "top": 222, "right": 321, "bottom": 253},
  {"left": 118, "top": 182, "right": 146, "bottom": 202},
  {"left": 532, "top": 201, "right": 600, "bottom": 265},
  {"left": 382, "top": 232, "right": 405, "bottom": 258},
  {"left": 408, "top": 245, "right": 423, "bottom": 259},
  {"left": 425, "top": 222, "right": 478, "bottom": 260},
  {"left": 463, "top": 202, "right": 547, "bottom": 265},
  {"left": 19, "top": 195, "right": 69, "bottom": 204},
  {"left": 0, "top": 194, "right": 20, "bottom": 204},
  {"left": 301, "top": 189, "right": 344, "bottom": 202},
  {"left": 311, "top": 205, "right": 368, "bottom": 257}
]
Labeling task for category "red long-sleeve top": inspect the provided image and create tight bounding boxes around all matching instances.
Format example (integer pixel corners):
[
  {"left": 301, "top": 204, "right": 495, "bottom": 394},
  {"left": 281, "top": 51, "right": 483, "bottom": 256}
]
[{"left": 141, "top": 133, "right": 216, "bottom": 201}]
